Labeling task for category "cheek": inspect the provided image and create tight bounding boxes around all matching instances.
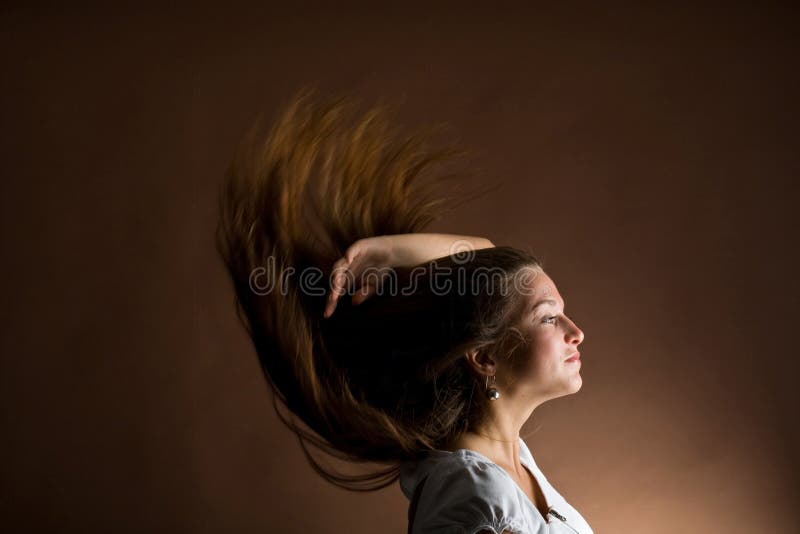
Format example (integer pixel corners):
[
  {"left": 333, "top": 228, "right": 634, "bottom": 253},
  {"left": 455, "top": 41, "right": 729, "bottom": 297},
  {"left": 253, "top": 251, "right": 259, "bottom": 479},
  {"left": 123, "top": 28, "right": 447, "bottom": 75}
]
[
  {"left": 518, "top": 334, "right": 559, "bottom": 374},
  {"left": 512, "top": 334, "right": 569, "bottom": 390}
]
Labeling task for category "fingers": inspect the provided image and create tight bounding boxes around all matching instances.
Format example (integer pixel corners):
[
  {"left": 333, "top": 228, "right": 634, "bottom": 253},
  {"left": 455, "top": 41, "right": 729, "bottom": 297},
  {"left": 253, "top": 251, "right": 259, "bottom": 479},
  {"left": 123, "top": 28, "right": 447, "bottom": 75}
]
[
  {"left": 324, "top": 250, "right": 365, "bottom": 318},
  {"left": 351, "top": 280, "right": 376, "bottom": 306},
  {"left": 324, "top": 257, "right": 350, "bottom": 318},
  {"left": 323, "top": 241, "right": 376, "bottom": 318},
  {"left": 351, "top": 270, "right": 390, "bottom": 306}
]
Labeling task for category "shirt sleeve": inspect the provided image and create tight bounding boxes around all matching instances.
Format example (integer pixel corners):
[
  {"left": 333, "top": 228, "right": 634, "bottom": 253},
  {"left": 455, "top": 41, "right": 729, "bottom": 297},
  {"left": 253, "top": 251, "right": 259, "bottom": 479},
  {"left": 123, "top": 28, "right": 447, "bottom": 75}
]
[{"left": 410, "top": 458, "right": 532, "bottom": 534}]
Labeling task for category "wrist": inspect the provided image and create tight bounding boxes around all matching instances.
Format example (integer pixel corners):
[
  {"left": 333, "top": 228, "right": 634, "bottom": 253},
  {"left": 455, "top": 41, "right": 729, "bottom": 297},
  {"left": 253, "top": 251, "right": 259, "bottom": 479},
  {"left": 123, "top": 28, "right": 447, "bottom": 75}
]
[
  {"left": 385, "top": 234, "right": 418, "bottom": 267},
  {"left": 386, "top": 233, "right": 494, "bottom": 267}
]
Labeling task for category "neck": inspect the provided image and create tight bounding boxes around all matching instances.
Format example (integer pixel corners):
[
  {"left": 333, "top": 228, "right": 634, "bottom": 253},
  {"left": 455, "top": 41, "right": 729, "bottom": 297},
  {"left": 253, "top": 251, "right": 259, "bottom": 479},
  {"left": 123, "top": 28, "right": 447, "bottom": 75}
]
[
  {"left": 472, "top": 430, "right": 519, "bottom": 443},
  {"left": 455, "top": 428, "right": 523, "bottom": 473},
  {"left": 455, "top": 402, "right": 537, "bottom": 470}
]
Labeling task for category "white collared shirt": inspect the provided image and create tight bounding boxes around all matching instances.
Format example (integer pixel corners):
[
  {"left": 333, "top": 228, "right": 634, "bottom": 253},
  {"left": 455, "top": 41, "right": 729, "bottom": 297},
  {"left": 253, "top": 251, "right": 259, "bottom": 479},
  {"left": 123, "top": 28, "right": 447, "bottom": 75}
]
[{"left": 399, "top": 437, "right": 594, "bottom": 534}]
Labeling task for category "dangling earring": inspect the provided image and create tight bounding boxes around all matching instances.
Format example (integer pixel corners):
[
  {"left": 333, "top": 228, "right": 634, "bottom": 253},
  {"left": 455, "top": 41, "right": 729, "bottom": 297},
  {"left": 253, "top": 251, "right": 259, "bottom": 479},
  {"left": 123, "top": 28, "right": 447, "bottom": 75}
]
[{"left": 485, "top": 374, "right": 500, "bottom": 401}]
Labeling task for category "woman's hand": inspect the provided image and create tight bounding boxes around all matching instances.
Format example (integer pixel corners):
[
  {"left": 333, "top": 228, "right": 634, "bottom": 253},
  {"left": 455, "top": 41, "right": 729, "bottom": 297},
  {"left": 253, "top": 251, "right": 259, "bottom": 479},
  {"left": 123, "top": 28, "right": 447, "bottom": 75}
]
[
  {"left": 323, "top": 236, "right": 395, "bottom": 318},
  {"left": 323, "top": 234, "right": 494, "bottom": 318}
]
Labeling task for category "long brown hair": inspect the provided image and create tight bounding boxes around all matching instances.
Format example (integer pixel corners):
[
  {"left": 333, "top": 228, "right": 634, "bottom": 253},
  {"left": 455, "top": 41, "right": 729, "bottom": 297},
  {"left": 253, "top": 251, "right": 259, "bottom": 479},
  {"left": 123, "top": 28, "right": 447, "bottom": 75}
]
[{"left": 216, "top": 88, "right": 541, "bottom": 491}]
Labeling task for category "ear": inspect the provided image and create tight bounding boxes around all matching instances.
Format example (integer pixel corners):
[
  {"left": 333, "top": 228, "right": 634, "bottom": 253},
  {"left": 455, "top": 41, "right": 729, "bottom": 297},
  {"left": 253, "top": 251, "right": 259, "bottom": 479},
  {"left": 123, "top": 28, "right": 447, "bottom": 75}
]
[{"left": 463, "top": 348, "right": 496, "bottom": 377}]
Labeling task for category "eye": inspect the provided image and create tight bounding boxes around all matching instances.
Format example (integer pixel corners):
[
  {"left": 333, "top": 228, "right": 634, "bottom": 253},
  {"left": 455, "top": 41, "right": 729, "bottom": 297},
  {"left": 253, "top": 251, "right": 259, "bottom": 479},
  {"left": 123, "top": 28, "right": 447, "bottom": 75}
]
[{"left": 542, "top": 316, "right": 558, "bottom": 325}]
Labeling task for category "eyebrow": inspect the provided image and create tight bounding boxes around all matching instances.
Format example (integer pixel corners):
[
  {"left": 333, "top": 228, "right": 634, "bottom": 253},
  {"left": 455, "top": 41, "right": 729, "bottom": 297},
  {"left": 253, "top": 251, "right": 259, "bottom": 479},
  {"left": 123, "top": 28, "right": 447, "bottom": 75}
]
[{"left": 530, "top": 299, "right": 564, "bottom": 312}]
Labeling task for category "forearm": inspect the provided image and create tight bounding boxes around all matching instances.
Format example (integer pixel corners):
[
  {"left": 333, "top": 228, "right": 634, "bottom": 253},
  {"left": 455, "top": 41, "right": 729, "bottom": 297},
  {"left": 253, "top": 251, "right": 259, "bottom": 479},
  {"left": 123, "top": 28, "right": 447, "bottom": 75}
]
[{"left": 387, "top": 233, "right": 494, "bottom": 267}]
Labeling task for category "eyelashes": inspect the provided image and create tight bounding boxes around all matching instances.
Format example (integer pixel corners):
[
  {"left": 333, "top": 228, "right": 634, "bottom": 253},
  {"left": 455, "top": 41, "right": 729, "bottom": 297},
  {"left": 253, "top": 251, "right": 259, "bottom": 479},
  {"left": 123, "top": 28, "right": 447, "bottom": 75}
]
[{"left": 542, "top": 316, "right": 558, "bottom": 325}]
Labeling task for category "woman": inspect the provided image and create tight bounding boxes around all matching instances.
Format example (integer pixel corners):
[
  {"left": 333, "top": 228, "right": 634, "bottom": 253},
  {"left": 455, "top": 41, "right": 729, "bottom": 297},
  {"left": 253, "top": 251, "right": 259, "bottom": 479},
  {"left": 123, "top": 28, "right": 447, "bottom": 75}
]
[{"left": 217, "top": 89, "right": 593, "bottom": 533}]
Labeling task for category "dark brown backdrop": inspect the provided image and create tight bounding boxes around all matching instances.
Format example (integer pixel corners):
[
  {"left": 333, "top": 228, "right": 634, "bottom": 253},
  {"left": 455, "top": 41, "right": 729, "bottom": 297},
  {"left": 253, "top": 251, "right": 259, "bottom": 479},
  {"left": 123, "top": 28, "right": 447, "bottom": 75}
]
[{"left": 2, "top": 3, "right": 798, "bottom": 533}]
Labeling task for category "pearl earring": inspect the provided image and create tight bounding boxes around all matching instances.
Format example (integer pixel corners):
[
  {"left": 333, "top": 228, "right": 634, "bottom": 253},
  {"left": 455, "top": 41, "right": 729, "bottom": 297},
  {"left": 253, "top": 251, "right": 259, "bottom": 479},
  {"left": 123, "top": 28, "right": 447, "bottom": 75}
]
[{"left": 485, "top": 374, "right": 500, "bottom": 400}]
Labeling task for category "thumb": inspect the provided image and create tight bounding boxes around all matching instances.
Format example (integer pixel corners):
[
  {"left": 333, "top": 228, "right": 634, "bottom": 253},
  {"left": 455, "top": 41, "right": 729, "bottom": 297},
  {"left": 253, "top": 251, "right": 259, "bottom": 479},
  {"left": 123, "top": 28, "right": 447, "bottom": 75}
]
[{"left": 351, "top": 280, "right": 377, "bottom": 306}]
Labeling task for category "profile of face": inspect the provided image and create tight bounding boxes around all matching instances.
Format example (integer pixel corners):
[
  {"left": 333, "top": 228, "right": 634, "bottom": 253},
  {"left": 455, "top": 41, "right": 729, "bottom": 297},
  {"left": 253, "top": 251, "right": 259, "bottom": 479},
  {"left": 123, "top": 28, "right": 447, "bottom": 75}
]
[{"left": 504, "top": 267, "right": 585, "bottom": 405}]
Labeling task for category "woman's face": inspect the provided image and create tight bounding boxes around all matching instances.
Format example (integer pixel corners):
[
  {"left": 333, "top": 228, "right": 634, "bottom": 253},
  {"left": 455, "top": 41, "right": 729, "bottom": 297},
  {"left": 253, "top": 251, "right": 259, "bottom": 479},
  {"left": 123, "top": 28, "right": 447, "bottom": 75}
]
[{"left": 507, "top": 268, "right": 585, "bottom": 403}]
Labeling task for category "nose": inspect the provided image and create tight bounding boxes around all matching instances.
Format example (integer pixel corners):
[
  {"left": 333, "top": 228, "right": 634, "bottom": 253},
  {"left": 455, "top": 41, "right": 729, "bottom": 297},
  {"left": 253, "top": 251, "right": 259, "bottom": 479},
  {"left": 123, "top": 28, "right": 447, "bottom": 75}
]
[{"left": 565, "top": 318, "right": 584, "bottom": 345}]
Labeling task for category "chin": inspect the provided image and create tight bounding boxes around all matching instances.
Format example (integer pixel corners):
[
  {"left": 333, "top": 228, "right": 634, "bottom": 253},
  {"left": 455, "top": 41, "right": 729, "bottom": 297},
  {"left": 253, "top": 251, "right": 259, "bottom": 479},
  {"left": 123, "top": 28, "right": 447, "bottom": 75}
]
[
  {"left": 566, "top": 375, "right": 583, "bottom": 395},
  {"left": 546, "top": 378, "right": 583, "bottom": 402}
]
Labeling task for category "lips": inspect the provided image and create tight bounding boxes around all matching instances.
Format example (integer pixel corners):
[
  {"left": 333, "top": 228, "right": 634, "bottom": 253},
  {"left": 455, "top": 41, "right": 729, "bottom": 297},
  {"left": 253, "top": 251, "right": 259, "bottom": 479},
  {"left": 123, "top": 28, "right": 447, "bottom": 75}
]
[{"left": 565, "top": 352, "right": 581, "bottom": 362}]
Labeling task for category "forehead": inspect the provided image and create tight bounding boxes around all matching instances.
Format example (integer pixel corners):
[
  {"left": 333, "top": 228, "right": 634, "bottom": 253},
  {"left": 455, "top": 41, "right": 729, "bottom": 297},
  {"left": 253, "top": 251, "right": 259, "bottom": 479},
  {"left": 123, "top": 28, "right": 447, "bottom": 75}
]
[{"left": 516, "top": 268, "right": 563, "bottom": 304}]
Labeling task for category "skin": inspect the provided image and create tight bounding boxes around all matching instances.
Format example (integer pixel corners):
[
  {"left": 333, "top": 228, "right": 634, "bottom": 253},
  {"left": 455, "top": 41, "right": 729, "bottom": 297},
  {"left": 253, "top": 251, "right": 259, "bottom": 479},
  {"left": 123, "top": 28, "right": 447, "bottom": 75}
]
[{"left": 448, "top": 267, "right": 585, "bottom": 519}]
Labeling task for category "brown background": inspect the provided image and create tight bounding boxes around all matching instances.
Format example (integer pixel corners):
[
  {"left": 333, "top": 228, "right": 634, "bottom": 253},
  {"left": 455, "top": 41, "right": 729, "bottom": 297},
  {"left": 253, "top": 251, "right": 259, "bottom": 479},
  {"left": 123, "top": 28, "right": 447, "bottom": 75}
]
[{"left": 2, "top": 3, "right": 798, "bottom": 533}]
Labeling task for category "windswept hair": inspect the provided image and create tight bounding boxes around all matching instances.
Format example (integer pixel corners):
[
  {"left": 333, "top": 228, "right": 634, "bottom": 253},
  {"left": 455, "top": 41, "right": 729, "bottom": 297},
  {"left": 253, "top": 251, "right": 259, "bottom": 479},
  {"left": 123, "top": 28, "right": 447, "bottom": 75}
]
[{"left": 217, "top": 88, "right": 541, "bottom": 491}]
